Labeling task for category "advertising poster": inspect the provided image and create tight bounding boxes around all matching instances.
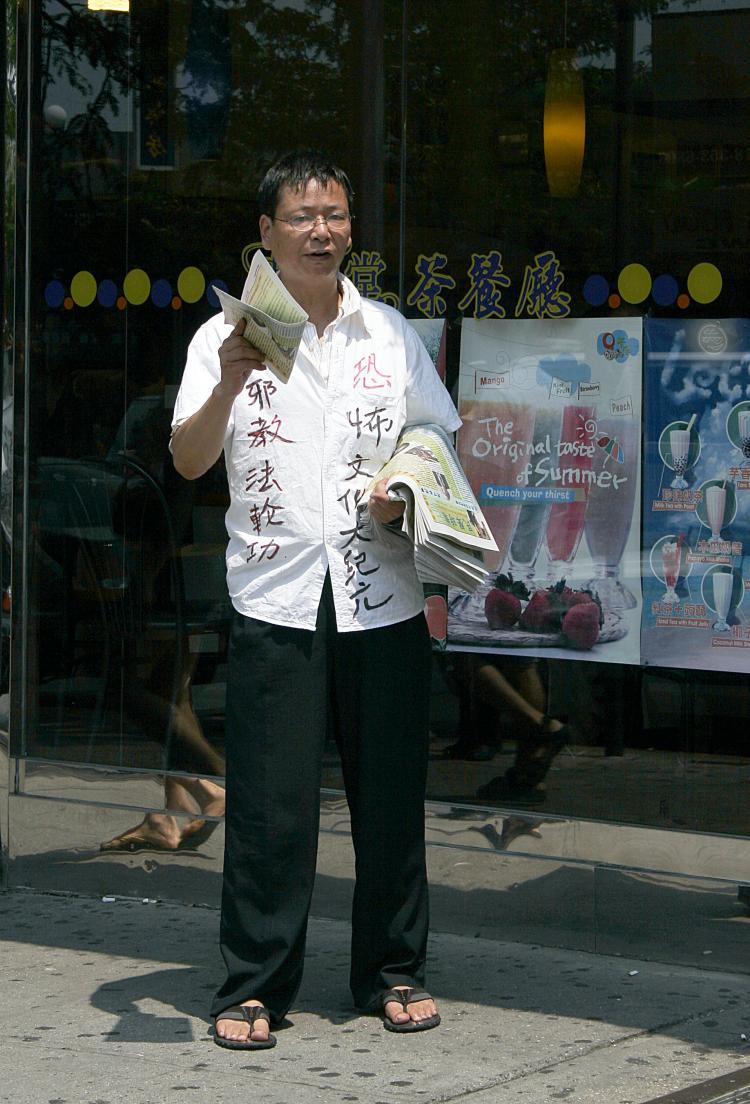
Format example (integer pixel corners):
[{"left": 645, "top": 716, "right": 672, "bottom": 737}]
[
  {"left": 408, "top": 318, "right": 449, "bottom": 645},
  {"left": 641, "top": 318, "right": 750, "bottom": 672},
  {"left": 448, "top": 318, "right": 642, "bottom": 664}
]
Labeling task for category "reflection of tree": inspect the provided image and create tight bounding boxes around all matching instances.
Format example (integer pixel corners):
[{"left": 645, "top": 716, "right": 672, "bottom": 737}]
[
  {"left": 40, "top": 2, "right": 133, "bottom": 203},
  {"left": 41, "top": 1, "right": 131, "bottom": 111}
]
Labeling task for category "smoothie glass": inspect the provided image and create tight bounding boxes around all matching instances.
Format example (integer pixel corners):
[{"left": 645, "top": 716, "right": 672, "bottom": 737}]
[
  {"left": 712, "top": 569, "right": 733, "bottom": 632},
  {"left": 508, "top": 406, "right": 561, "bottom": 581},
  {"left": 458, "top": 398, "right": 536, "bottom": 573},
  {"left": 739, "top": 410, "right": 750, "bottom": 458},
  {"left": 583, "top": 417, "right": 639, "bottom": 609},
  {"left": 545, "top": 404, "right": 596, "bottom": 579},
  {"left": 705, "top": 485, "right": 727, "bottom": 542}
]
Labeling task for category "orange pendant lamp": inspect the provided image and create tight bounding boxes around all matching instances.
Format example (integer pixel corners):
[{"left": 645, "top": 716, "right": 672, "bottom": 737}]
[{"left": 544, "top": 49, "right": 585, "bottom": 198}]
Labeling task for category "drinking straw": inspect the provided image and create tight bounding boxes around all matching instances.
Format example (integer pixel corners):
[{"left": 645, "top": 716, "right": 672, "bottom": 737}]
[{"left": 685, "top": 413, "right": 696, "bottom": 433}]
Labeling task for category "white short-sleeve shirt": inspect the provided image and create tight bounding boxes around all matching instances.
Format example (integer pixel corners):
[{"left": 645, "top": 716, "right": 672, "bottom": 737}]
[{"left": 172, "top": 276, "right": 461, "bottom": 632}]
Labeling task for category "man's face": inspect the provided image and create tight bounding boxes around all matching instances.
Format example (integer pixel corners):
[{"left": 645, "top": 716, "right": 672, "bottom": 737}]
[{"left": 259, "top": 179, "right": 352, "bottom": 288}]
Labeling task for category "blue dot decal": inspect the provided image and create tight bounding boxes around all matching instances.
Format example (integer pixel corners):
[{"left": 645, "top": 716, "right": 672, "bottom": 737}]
[
  {"left": 45, "top": 280, "right": 65, "bottom": 308},
  {"left": 151, "top": 278, "right": 172, "bottom": 308},
  {"left": 97, "top": 279, "right": 118, "bottom": 308},
  {"left": 206, "top": 279, "right": 228, "bottom": 308},
  {"left": 652, "top": 274, "right": 678, "bottom": 307},
  {"left": 583, "top": 274, "right": 609, "bottom": 307}
]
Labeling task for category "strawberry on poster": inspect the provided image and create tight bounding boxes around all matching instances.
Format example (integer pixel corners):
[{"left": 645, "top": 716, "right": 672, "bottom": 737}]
[
  {"left": 447, "top": 318, "right": 643, "bottom": 665},
  {"left": 641, "top": 318, "right": 750, "bottom": 674}
]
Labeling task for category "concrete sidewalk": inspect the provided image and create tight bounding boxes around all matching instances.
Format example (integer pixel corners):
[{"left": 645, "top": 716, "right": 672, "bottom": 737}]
[{"left": 1, "top": 887, "right": 750, "bottom": 1104}]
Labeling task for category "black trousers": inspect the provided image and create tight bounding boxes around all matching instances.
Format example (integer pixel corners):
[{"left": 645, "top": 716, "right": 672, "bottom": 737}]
[{"left": 210, "top": 575, "right": 432, "bottom": 1022}]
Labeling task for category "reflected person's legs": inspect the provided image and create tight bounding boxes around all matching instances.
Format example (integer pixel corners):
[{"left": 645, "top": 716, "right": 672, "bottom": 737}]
[
  {"left": 475, "top": 658, "right": 569, "bottom": 804},
  {"left": 100, "top": 647, "right": 225, "bottom": 852}
]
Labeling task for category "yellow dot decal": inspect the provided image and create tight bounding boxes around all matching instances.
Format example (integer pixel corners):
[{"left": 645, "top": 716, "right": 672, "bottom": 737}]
[
  {"left": 618, "top": 264, "right": 652, "bottom": 305},
  {"left": 177, "top": 267, "right": 206, "bottom": 303},
  {"left": 687, "top": 263, "right": 722, "bottom": 304},
  {"left": 123, "top": 268, "right": 151, "bottom": 305},
  {"left": 70, "top": 271, "right": 97, "bottom": 307}
]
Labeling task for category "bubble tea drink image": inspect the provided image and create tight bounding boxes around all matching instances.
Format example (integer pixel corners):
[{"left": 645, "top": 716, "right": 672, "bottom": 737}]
[
  {"left": 584, "top": 417, "right": 639, "bottom": 609},
  {"left": 508, "top": 406, "right": 561, "bottom": 580},
  {"left": 545, "top": 404, "right": 596, "bottom": 578},
  {"left": 705, "top": 484, "right": 727, "bottom": 541},
  {"left": 669, "top": 428, "right": 692, "bottom": 489},
  {"left": 458, "top": 398, "right": 536, "bottom": 571}
]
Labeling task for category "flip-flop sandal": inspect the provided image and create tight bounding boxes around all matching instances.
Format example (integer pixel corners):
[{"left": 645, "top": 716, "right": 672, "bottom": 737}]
[
  {"left": 381, "top": 987, "right": 441, "bottom": 1033},
  {"left": 213, "top": 1004, "right": 277, "bottom": 1050},
  {"left": 99, "top": 829, "right": 184, "bottom": 854}
]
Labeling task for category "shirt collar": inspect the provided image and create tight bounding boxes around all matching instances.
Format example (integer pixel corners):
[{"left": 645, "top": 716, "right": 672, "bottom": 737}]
[{"left": 337, "top": 274, "right": 372, "bottom": 337}]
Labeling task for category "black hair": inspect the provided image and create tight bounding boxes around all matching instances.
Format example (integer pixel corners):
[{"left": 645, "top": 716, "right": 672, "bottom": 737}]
[{"left": 257, "top": 149, "right": 354, "bottom": 218}]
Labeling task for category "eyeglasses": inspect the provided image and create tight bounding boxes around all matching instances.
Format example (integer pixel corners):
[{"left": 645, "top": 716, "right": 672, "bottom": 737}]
[{"left": 272, "top": 212, "right": 352, "bottom": 232}]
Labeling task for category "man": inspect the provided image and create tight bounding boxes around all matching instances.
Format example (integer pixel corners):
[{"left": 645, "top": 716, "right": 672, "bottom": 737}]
[{"left": 171, "top": 150, "right": 460, "bottom": 1049}]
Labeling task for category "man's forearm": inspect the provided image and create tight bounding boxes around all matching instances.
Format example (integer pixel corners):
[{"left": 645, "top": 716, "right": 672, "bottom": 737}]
[{"left": 171, "top": 383, "right": 236, "bottom": 480}]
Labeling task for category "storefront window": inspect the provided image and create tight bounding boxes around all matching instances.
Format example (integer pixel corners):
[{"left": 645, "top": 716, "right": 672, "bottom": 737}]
[{"left": 15, "top": 0, "right": 750, "bottom": 838}]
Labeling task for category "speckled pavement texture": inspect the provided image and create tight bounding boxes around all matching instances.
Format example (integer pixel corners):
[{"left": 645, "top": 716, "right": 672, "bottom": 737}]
[{"left": 1, "top": 887, "right": 750, "bottom": 1104}]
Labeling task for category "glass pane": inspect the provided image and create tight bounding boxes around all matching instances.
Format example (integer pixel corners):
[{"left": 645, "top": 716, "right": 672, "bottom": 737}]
[
  {"left": 26, "top": 1, "right": 403, "bottom": 787},
  {"left": 20, "top": 0, "right": 750, "bottom": 847},
  {"left": 396, "top": 0, "right": 750, "bottom": 836}
]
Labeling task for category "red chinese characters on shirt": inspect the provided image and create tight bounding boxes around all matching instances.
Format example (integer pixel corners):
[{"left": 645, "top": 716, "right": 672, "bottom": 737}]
[{"left": 353, "top": 352, "right": 392, "bottom": 392}]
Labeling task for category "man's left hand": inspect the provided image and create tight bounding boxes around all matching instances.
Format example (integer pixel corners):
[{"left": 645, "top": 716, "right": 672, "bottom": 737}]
[{"left": 368, "top": 479, "right": 405, "bottom": 525}]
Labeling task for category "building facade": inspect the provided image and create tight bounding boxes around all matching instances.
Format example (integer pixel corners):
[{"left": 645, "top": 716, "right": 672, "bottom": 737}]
[{"left": 2, "top": 0, "right": 750, "bottom": 970}]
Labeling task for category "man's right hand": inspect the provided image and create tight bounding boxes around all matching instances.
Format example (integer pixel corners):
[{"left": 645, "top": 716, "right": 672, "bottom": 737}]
[{"left": 216, "top": 319, "right": 268, "bottom": 399}]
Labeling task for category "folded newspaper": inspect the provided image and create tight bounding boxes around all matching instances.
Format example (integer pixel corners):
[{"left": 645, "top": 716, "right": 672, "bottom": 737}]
[
  {"left": 371, "top": 424, "right": 498, "bottom": 591},
  {"left": 212, "top": 250, "right": 308, "bottom": 384}
]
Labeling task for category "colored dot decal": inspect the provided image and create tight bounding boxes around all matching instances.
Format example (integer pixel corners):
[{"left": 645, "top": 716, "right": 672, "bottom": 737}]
[
  {"left": 687, "top": 262, "right": 722, "bottom": 304},
  {"left": 117, "top": 296, "right": 127, "bottom": 310},
  {"left": 583, "top": 274, "right": 609, "bottom": 307},
  {"left": 677, "top": 293, "right": 690, "bottom": 309},
  {"left": 44, "top": 280, "right": 65, "bottom": 308},
  {"left": 618, "top": 263, "right": 651, "bottom": 305},
  {"left": 97, "top": 279, "right": 118, "bottom": 308},
  {"left": 70, "top": 270, "right": 97, "bottom": 307},
  {"left": 64, "top": 297, "right": 74, "bottom": 310},
  {"left": 171, "top": 296, "right": 182, "bottom": 310},
  {"left": 206, "top": 279, "right": 228, "bottom": 308},
  {"left": 177, "top": 266, "right": 205, "bottom": 303},
  {"left": 651, "top": 274, "right": 678, "bottom": 307},
  {"left": 123, "top": 268, "right": 151, "bottom": 305},
  {"left": 608, "top": 293, "right": 621, "bottom": 309},
  {"left": 151, "top": 278, "right": 172, "bottom": 308}
]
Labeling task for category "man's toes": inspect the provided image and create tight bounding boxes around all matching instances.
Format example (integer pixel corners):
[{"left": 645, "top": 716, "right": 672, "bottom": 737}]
[
  {"left": 411, "top": 1000, "right": 437, "bottom": 1022},
  {"left": 384, "top": 1002, "right": 410, "bottom": 1024},
  {"left": 217, "top": 1020, "right": 248, "bottom": 1042}
]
